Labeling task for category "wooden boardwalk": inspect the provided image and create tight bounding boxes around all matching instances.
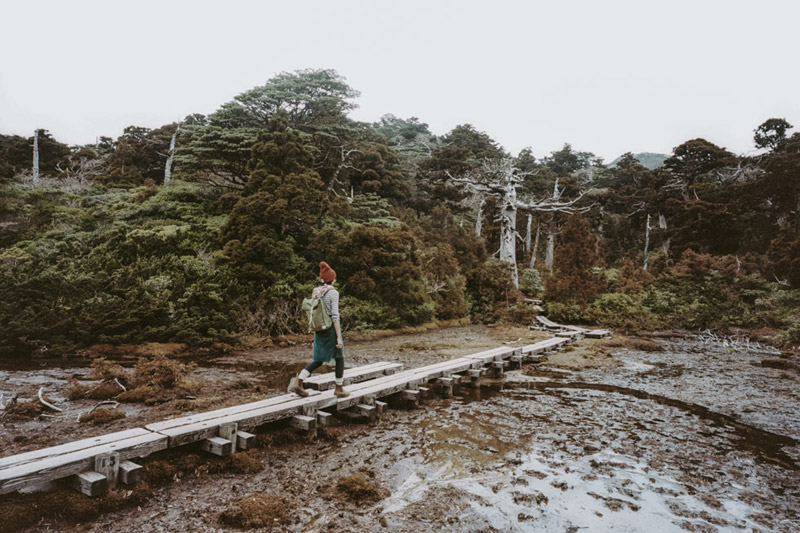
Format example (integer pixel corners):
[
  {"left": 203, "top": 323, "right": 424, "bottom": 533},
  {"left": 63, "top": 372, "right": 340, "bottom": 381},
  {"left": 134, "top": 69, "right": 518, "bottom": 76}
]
[{"left": 0, "top": 333, "right": 588, "bottom": 497}]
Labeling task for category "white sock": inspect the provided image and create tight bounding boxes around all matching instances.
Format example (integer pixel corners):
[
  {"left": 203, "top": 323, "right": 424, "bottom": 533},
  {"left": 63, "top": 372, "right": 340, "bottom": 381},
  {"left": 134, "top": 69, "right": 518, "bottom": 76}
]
[
  {"left": 335, "top": 378, "right": 343, "bottom": 386},
  {"left": 299, "top": 369, "right": 311, "bottom": 380}
]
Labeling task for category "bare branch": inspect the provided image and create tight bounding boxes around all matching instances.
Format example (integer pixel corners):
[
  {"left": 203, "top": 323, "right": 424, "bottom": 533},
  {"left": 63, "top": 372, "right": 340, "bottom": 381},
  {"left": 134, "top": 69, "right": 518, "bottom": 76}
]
[{"left": 38, "top": 387, "right": 63, "bottom": 412}]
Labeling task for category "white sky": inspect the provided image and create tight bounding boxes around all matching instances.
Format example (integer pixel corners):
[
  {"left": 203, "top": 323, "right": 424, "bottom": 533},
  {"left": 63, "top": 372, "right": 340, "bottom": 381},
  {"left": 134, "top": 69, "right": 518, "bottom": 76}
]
[{"left": 1, "top": 0, "right": 798, "bottom": 161}]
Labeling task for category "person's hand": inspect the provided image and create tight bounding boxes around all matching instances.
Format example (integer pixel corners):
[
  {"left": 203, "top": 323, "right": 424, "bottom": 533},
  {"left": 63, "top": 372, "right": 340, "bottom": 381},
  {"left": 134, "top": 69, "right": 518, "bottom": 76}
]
[{"left": 336, "top": 338, "right": 343, "bottom": 349}]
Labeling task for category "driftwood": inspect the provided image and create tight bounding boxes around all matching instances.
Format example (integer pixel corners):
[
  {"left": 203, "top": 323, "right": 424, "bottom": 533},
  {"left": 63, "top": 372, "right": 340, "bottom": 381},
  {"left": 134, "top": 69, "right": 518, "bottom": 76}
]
[
  {"left": 38, "top": 388, "right": 64, "bottom": 412},
  {"left": 77, "top": 401, "right": 120, "bottom": 423},
  {"left": 698, "top": 329, "right": 780, "bottom": 355},
  {"left": 114, "top": 378, "right": 127, "bottom": 393}
]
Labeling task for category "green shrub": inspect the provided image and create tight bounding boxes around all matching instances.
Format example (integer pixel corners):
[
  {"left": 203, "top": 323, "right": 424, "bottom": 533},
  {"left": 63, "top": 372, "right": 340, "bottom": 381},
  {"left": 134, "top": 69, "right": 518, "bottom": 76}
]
[{"left": 519, "top": 268, "right": 544, "bottom": 298}]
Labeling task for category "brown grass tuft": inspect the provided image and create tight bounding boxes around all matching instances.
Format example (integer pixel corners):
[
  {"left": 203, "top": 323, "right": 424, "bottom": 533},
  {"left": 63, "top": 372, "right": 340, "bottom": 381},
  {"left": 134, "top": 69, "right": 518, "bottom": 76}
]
[
  {"left": 116, "top": 355, "right": 198, "bottom": 405},
  {"left": 220, "top": 493, "right": 288, "bottom": 529},
  {"left": 207, "top": 451, "right": 263, "bottom": 475},
  {"left": 3, "top": 401, "right": 42, "bottom": 421},
  {"left": 79, "top": 408, "right": 126, "bottom": 425},
  {"left": 254, "top": 431, "right": 305, "bottom": 449},
  {"left": 336, "top": 473, "right": 390, "bottom": 504},
  {"left": 88, "top": 358, "right": 129, "bottom": 383},
  {"left": 0, "top": 482, "right": 155, "bottom": 532},
  {"left": 65, "top": 379, "right": 90, "bottom": 400}
]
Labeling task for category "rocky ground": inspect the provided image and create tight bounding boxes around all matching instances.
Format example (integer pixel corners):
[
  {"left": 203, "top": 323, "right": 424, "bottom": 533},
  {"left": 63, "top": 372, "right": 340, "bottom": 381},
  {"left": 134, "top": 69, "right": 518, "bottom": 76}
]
[{"left": 1, "top": 325, "right": 798, "bottom": 532}]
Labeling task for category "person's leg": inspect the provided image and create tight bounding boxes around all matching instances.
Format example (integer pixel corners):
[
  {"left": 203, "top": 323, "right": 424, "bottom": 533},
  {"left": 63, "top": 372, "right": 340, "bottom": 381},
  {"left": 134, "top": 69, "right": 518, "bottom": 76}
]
[
  {"left": 333, "top": 356, "right": 349, "bottom": 397},
  {"left": 289, "top": 361, "right": 322, "bottom": 397},
  {"left": 299, "top": 361, "right": 323, "bottom": 381}
]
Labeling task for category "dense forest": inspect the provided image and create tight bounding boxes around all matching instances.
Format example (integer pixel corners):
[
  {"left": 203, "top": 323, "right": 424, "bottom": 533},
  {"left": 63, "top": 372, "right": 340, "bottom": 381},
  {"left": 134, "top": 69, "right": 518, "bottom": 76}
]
[{"left": 1, "top": 69, "right": 798, "bottom": 358}]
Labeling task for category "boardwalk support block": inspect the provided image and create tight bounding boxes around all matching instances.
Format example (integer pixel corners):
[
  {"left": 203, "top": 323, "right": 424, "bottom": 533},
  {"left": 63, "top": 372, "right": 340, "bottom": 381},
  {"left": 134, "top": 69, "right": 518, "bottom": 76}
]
[
  {"left": 69, "top": 471, "right": 107, "bottom": 497},
  {"left": 289, "top": 415, "right": 316, "bottom": 433},
  {"left": 119, "top": 460, "right": 143, "bottom": 485},
  {"left": 236, "top": 431, "right": 255, "bottom": 451},
  {"left": 202, "top": 436, "right": 233, "bottom": 456}
]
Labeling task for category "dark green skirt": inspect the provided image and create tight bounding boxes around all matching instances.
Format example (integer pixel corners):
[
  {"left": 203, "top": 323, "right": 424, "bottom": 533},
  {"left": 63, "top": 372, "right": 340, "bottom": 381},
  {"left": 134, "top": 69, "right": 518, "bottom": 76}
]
[{"left": 312, "top": 327, "right": 343, "bottom": 363}]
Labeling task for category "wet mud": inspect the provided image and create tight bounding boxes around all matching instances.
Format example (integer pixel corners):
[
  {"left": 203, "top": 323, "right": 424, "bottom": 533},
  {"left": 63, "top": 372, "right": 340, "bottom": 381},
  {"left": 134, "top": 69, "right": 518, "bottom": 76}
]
[{"left": 1, "top": 326, "right": 799, "bottom": 532}]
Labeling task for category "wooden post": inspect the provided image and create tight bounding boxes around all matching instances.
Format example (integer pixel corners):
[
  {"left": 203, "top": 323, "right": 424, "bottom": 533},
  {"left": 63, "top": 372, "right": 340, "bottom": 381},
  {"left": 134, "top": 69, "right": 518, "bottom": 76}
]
[
  {"left": 219, "top": 423, "right": 238, "bottom": 448},
  {"left": 94, "top": 453, "right": 119, "bottom": 490},
  {"left": 374, "top": 401, "right": 388, "bottom": 415},
  {"left": 491, "top": 361, "right": 505, "bottom": 378}
]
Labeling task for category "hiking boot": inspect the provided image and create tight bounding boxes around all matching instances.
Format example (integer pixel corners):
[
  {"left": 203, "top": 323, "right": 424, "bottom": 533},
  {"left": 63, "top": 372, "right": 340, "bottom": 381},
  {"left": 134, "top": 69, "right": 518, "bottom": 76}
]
[
  {"left": 334, "top": 384, "right": 350, "bottom": 398},
  {"left": 288, "top": 376, "right": 309, "bottom": 397}
]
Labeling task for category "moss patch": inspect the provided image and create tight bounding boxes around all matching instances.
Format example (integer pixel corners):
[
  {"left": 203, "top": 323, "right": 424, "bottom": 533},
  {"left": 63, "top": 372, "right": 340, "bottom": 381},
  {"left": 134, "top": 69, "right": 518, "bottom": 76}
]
[
  {"left": 336, "top": 473, "right": 390, "bottom": 504},
  {"left": 220, "top": 493, "right": 288, "bottom": 528},
  {"left": 79, "top": 407, "right": 126, "bottom": 425}
]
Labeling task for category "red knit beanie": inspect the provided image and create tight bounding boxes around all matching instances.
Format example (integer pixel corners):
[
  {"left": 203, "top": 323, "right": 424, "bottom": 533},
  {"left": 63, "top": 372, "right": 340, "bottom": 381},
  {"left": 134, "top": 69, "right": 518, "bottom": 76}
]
[{"left": 319, "top": 261, "right": 336, "bottom": 283}]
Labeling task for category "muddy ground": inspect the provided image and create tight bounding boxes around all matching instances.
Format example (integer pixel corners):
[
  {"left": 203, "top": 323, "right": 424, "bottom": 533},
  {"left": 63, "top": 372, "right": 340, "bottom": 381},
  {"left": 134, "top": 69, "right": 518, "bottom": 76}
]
[{"left": 1, "top": 325, "right": 798, "bottom": 532}]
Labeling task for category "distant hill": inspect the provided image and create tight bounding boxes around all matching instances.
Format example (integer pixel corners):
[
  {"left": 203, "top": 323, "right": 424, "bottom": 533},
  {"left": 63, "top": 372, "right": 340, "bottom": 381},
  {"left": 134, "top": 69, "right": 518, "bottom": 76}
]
[{"left": 608, "top": 152, "right": 668, "bottom": 170}]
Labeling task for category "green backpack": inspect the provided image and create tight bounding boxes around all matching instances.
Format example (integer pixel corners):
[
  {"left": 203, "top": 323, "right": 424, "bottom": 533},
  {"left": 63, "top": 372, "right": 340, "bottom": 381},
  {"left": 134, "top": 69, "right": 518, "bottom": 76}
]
[{"left": 302, "top": 288, "right": 333, "bottom": 333}]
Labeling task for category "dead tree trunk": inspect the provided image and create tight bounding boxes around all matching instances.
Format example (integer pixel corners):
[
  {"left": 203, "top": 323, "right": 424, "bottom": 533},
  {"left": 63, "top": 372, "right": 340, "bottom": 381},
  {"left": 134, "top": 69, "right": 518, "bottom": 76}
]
[
  {"left": 524, "top": 214, "right": 532, "bottom": 253},
  {"left": 545, "top": 230, "right": 555, "bottom": 273},
  {"left": 529, "top": 221, "right": 540, "bottom": 269},
  {"left": 164, "top": 129, "right": 178, "bottom": 185},
  {"left": 32, "top": 129, "right": 40, "bottom": 186},
  {"left": 643, "top": 213, "right": 651, "bottom": 271},
  {"left": 498, "top": 176, "right": 519, "bottom": 288},
  {"left": 475, "top": 197, "right": 485, "bottom": 237}
]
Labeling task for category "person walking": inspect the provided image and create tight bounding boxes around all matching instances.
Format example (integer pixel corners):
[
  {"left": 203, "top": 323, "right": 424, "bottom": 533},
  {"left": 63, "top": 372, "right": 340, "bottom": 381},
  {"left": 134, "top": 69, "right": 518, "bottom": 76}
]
[{"left": 288, "top": 261, "right": 350, "bottom": 398}]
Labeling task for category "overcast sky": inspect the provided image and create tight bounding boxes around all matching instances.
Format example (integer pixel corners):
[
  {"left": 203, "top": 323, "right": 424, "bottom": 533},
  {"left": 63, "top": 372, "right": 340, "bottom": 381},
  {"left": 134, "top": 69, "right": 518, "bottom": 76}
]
[{"left": 1, "top": 0, "right": 798, "bottom": 161}]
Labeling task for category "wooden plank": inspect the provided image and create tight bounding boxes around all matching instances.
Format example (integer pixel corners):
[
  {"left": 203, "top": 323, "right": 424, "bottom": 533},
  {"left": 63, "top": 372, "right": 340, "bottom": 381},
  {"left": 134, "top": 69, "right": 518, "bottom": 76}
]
[
  {"left": 535, "top": 316, "right": 563, "bottom": 329},
  {"left": 157, "top": 394, "right": 327, "bottom": 448},
  {"left": 69, "top": 471, "right": 107, "bottom": 497},
  {"left": 0, "top": 432, "right": 167, "bottom": 495},
  {"left": 336, "top": 373, "right": 424, "bottom": 410},
  {"left": 118, "top": 460, "right": 143, "bottom": 485},
  {"left": 520, "top": 338, "right": 567, "bottom": 354},
  {"left": 584, "top": 329, "right": 611, "bottom": 338},
  {"left": 304, "top": 362, "right": 403, "bottom": 390},
  {"left": 146, "top": 395, "right": 296, "bottom": 433},
  {"left": 464, "top": 346, "right": 517, "bottom": 363},
  {"left": 0, "top": 428, "right": 151, "bottom": 469}
]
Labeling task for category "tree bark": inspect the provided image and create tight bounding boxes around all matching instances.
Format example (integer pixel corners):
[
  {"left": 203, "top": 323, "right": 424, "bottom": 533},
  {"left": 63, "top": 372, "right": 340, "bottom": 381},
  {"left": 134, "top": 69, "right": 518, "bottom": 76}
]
[
  {"left": 475, "top": 197, "right": 485, "bottom": 237},
  {"left": 643, "top": 213, "right": 651, "bottom": 271},
  {"left": 545, "top": 231, "right": 554, "bottom": 273},
  {"left": 524, "top": 213, "right": 532, "bottom": 253},
  {"left": 529, "top": 221, "right": 540, "bottom": 269},
  {"left": 498, "top": 165, "right": 519, "bottom": 288},
  {"left": 32, "top": 129, "right": 40, "bottom": 186},
  {"left": 164, "top": 130, "right": 177, "bottom": 185}
]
